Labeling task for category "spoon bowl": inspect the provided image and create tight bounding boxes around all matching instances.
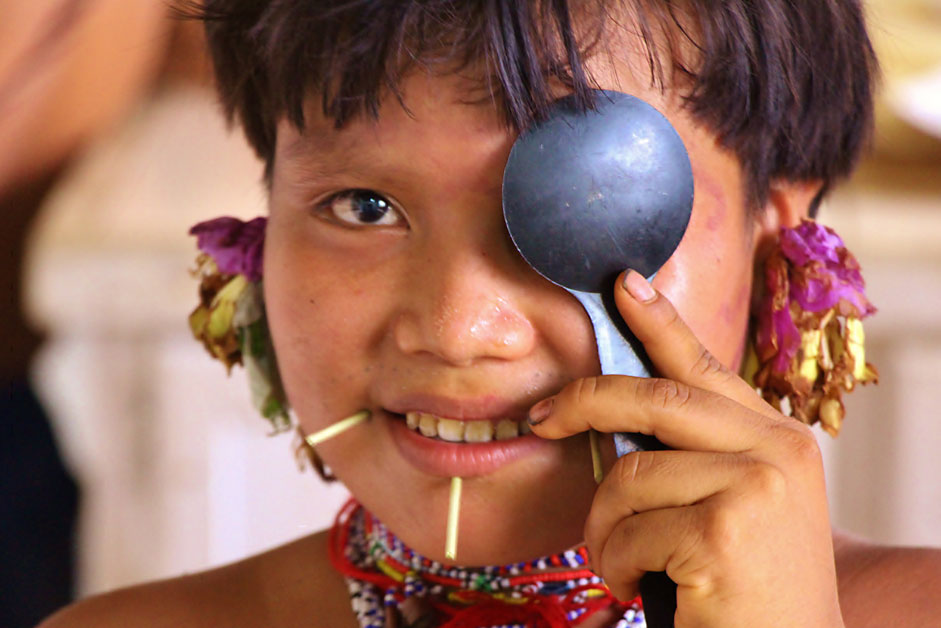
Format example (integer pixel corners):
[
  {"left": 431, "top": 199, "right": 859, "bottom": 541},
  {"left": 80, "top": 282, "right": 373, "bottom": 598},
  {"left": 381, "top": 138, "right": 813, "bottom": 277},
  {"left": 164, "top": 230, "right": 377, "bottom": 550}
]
[{"left": 503, "top": 90, "right": 693, "bottom": 293}]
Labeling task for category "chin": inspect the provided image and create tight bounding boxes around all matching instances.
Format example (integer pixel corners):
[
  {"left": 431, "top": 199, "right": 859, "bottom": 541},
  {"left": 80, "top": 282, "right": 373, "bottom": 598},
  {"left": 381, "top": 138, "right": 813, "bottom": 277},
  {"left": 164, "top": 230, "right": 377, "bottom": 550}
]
[{"left": 352, "top": 462, "right": 595, "bottom": 566}]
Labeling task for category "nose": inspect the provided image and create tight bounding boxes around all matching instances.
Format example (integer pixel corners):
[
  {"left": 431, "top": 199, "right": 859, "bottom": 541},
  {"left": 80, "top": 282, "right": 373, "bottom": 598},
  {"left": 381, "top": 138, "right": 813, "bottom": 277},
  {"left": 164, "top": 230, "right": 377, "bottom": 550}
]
[{"left": 392, "top": 242, "right": 537, "bottom": 367}]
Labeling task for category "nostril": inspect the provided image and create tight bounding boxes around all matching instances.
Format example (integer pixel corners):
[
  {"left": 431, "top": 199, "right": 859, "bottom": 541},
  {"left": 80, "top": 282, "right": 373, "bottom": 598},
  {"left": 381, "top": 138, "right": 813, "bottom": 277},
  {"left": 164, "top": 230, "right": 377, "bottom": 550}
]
[{"left": 393, "top": 296, "right": 536, "bottom": 365}]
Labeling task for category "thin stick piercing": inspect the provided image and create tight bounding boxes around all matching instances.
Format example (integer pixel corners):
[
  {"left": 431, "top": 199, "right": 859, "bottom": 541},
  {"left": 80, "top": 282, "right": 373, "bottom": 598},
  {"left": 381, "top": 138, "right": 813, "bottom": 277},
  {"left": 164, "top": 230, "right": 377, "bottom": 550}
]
[
  {"left": 445, "top": 476, "right": 462, "bottom": 561},
  {"left": 304, "top": 410, "right": 370, "bottom": 447},
  {"left": 589, "top": 429, "right": 604, "bottom": 484}
]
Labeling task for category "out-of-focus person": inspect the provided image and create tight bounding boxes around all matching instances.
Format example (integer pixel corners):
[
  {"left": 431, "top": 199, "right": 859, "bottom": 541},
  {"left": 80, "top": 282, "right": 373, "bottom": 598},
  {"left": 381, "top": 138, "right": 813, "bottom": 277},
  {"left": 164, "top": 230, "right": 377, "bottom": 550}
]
[{"left": 0, "top": 2, "right": 206, "bottom": 626}]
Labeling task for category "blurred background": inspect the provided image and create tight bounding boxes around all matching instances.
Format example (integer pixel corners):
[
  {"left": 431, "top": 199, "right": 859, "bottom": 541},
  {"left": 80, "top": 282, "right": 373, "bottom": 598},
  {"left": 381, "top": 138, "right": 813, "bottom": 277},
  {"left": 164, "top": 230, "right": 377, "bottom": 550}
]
[{"left": 2, "top": 1, "right": 940, "bottom": 626}]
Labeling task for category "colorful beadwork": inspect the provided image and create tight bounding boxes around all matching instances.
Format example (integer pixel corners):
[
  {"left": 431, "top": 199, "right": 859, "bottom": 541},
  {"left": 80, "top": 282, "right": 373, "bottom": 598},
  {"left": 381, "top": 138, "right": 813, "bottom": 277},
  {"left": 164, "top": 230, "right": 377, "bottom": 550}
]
[{"left": 329, "top": 500, "right": 646, "bottom": 628}]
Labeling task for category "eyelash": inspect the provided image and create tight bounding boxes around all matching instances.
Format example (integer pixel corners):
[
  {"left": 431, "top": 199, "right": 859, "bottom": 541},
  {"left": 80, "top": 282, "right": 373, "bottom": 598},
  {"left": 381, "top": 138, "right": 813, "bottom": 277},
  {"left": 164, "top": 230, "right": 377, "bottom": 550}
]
[{"left": 313, "top": 189, "right": 406, "bottom": 229}]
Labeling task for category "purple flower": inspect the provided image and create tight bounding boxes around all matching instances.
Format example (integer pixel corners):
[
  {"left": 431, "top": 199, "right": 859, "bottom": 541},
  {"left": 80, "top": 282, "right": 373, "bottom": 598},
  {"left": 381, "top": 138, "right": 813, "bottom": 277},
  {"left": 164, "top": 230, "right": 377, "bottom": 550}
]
[
  {"left": 780, "top": 220, "right": 875, "bottom": 318},
  {"left": 756, "top": 252, "right": 801, "bottom": 376},
  {"left": 190, "top": 216, "right": 266, "bottom": 282},
  {"left": 753, "top": 220, "right": 878, "bottom": 435},
  {"left": 780, "top": 221, "right": 843, "bottom": 266}
]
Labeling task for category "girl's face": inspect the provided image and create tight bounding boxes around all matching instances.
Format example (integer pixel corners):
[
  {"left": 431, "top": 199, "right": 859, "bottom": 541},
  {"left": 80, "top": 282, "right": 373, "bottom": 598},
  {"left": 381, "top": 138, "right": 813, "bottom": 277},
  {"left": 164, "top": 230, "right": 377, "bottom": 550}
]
[{"left": 264, "top": 44, "right": 775, "bottom": 564}]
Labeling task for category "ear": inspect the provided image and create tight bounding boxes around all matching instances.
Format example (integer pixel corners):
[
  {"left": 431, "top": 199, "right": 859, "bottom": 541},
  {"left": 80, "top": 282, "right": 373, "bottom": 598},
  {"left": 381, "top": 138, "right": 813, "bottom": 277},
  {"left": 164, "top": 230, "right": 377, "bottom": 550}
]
[{"left": 751, "top": 179, "right": 825, "bottom": 262}]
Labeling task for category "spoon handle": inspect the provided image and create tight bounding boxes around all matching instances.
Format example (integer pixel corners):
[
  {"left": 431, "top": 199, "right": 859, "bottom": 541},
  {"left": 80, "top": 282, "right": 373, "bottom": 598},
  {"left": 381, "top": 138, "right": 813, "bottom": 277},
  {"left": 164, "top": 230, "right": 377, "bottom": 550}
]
[
  {"left": 571, "top": 289, "right": 676, "bottom": 627},
  {"left": 571, "top": 290, "right": 665, "bottom": 455}
]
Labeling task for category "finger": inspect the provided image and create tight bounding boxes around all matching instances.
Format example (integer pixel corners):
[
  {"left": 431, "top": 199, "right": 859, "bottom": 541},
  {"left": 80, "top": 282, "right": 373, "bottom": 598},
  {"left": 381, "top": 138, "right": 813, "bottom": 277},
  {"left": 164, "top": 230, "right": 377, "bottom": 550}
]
[
  {"left": 616, "top": 269, "right": 771, "bottom": 417},
  {"left": 528, "top": 374, "right": 787, "bottom": 452},
  {"left": 584, "top": 450, "right": 754, "bottom": 562},
  {"left": 594, "top": 505, "right": 698, "bottom": 602}
]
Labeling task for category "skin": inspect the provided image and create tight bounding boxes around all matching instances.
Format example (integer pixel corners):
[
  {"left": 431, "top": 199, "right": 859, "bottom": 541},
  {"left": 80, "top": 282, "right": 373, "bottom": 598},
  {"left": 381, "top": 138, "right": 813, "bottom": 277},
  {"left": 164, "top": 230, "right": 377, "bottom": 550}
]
[{"left": 42, "top": 15, "right": 941, "bottom": 628}]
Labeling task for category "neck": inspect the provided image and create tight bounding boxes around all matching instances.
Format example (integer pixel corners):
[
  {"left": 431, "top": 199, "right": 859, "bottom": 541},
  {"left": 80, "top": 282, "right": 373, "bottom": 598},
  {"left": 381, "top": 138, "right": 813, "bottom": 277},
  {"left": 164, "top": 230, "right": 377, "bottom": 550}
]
[{"left": 329, "top": 499, "right": 645, "bottom": 628}]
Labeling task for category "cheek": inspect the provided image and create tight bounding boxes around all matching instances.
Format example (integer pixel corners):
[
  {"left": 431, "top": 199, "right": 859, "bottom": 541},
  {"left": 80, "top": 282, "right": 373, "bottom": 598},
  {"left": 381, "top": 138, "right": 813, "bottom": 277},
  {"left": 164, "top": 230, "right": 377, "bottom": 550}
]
[
  {"left": 652, "top": 190, "right": 754, "bottom": 369},
  {"left": 262, "top": 223, "right": 393, "bottom": 428}
]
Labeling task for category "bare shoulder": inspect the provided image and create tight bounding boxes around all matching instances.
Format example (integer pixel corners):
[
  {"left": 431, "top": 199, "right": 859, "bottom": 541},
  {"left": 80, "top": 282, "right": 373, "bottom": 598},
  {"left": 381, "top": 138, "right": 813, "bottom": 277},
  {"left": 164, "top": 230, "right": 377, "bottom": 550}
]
[
  {"left": 833, "top": 528, "right": 941, "bottom": 626},
  {"left": 39, "top": 530, "right": 355, "bottom": 628}
]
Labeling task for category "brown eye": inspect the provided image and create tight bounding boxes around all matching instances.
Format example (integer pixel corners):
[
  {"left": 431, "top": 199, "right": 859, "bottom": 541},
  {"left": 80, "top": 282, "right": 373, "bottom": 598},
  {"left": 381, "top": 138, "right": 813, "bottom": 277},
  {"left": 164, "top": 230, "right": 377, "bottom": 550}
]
[{"left": 321, "top": 189, "right": 403, "bottom": 227}]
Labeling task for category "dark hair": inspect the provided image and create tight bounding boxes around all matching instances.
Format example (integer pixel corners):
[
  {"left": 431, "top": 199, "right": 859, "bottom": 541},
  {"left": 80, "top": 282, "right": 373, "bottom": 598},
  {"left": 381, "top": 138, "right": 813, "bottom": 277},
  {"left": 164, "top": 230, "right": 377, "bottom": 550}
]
[{"left": 182, "top": 0, "right": 878, "bottom": 209}]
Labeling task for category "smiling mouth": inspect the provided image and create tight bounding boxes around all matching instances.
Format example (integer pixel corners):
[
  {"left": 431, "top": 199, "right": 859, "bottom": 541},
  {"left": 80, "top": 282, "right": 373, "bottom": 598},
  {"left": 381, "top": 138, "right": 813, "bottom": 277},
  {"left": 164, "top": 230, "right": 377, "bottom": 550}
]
[{"left": 399, "top": 411, "right": 532, "bottom": 443}]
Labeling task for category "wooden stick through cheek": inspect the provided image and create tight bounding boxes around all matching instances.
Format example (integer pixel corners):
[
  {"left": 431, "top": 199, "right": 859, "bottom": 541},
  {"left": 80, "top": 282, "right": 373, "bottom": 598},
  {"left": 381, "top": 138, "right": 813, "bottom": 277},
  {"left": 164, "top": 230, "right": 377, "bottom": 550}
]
[{"left": 304, "top": 410, "right": 371, "bottom": 447}]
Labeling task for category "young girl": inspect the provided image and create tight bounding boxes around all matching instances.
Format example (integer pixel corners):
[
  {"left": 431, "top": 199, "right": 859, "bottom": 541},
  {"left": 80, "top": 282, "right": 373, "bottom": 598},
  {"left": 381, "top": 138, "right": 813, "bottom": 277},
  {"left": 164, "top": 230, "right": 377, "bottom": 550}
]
[{"left": 42, "top": 1, "right": 941, "bottom": 626}]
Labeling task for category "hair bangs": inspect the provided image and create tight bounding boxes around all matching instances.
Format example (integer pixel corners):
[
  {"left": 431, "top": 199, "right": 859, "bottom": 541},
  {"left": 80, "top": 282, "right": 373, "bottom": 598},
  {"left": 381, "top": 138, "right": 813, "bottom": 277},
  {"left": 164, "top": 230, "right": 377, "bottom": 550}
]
[{"left": 182, "top": 0, "right": 878, "bottom": 207}]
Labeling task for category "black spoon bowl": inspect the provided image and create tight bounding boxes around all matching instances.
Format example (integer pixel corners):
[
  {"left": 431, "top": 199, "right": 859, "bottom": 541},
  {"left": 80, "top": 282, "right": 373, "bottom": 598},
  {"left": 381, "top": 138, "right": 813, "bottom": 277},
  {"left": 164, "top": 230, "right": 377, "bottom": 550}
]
[{"left": 502, "top": 89, "right": 694, "bottom": 627}]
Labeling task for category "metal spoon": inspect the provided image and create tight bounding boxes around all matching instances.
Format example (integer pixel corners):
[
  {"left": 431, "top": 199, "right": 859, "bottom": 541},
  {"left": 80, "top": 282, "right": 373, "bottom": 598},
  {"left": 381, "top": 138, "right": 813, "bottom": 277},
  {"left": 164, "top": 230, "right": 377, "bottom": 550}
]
[{"left": 502, "top": 89, "right": 694, "bottom": 627}]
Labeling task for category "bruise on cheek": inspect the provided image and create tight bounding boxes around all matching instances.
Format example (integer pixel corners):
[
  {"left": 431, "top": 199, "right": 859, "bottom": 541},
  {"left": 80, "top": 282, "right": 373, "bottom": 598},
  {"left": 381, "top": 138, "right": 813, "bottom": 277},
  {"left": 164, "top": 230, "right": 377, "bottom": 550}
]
[
  {"left": 718, "top": 279, "right": 749, "bottom": 325},
  {"left": 706, "top": 204, "right": 726, "bottom": 234},
  {"left": 693, "top": 166, "right": 728, "bottom": 234},
  {"left": 718, "top": 301, "right": 736, "bottom": 326}
]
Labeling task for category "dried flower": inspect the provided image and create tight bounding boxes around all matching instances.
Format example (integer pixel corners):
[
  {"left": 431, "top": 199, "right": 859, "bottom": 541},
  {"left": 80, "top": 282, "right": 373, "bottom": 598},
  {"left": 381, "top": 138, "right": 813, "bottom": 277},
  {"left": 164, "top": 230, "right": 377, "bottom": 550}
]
[
  {"left": 780, "top": 220, "right": 875, "bottom": 318},
  {"left": 189, "top": 216, "right": 266, "bottom": 282},
  {"left": 188, "top": 217, "right": 290, "bottom": 432},
  {"left": 189, "top": 255, "right": 246, "bottom": 372},
  {"left": 753, "top": 220, "right": 878, "bottom": 436}
]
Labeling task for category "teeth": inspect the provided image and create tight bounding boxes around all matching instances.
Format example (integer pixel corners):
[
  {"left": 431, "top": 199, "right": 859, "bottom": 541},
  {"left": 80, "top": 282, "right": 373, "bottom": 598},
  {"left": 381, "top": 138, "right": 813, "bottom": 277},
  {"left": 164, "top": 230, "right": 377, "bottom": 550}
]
[
  {"left": 464, "top": 421, "right": 494, "bottom": 443},
  {"left": 437, "top": 418, "right": 465, "bottom": 442},
  {"left": 495, "top": 419, "right": 519, "bottom": 440},
  {"left": 402, "top": 411, "right": 529, "bottom": 442},
  {"left": 418, "top": 413, "right": 438, "bottom": 437}
]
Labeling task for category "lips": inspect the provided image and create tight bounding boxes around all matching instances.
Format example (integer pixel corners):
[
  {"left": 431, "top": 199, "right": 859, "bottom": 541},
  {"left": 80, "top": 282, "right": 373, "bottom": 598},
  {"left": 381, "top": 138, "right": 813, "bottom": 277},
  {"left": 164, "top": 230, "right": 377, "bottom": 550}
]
[{"left": 380, "top": 408, "right": 551, "bottom": 478}]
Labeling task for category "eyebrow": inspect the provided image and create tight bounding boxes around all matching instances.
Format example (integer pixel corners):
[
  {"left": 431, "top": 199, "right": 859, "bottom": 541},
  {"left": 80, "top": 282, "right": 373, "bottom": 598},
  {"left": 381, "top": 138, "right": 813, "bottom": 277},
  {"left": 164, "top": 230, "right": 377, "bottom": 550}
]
[
  {"left": 279, "top": 127, "right": 428, "bottom": 192},
  {"left": 278, "top": 127, "right": 368, "bottom": 181}
]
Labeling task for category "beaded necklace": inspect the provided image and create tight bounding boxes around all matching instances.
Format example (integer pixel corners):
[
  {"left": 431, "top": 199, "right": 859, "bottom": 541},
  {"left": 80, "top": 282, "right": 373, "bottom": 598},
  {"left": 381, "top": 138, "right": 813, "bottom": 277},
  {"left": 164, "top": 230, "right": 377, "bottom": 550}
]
[{"left": 329, "top": 500, "right": 645, "bottom": 628}]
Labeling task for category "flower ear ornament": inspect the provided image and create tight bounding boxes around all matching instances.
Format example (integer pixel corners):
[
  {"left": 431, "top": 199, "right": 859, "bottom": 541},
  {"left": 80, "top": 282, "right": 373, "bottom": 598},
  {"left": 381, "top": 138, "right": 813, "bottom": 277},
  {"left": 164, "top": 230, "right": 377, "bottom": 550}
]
[
  {"left": 188, "top": 216, "right": 292, "bottom": 433},
  {"left": 745, "top": 219, "right": 878, "bottom": 437}
]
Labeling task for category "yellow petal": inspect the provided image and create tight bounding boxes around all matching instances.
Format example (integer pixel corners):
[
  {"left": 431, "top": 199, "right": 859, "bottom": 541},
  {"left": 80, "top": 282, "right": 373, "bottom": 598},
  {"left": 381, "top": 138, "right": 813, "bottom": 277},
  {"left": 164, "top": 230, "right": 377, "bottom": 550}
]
[
  {"left": 208, "top": 300, "right": 236, "bottom": 339},
  {"left": 206, "top": 276, "right": 248, "bottom": 340},
  {"left": 799, "top": 329, "right": 822, "bottom": 382},
  {"left": 845, "top": 318, "right": 868, "bottom": 381},
  {"left": 188, "top": 305, "right": 209, "bottom": 338},
  {"left": 820, "top": 398, "right": 844, "bottom": 437},
  {"left": 211, "top": 274, "right": 249, "bottom": 307}
]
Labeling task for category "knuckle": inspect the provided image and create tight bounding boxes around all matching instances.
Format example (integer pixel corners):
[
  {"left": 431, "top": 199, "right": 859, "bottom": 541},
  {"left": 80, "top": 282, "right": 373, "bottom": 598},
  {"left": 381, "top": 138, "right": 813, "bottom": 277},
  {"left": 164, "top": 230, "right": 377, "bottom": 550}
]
[
  {"left": 569, "top": 376, "right": 601, "bottom": 406},
  {"left": 646, "top": 378, "right": 692, "bottom": 410},
  {"left": 701, "top": 502, "right": 741, "bottom": 555},
  {"left": 774, "top": 422, "right": 822, "bottom": 466},
  {"left": 613, "top": 451, "right": 654, "bottom": 488},
  {"left": 690, "top": 347, "right": 728, "bottom": 381},
  {"left": 744, "top": 462, "right": 788, "bottom": 502},
  {"left": 670, "top": 511, "right": 710, "bottom": 580}
]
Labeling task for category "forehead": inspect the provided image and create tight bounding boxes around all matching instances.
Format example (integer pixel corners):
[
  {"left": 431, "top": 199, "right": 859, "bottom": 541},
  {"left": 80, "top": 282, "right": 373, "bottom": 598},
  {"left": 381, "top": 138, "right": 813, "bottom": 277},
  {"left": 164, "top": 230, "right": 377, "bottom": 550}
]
[
  {"left": 278, "top": 72, "right": 505, "bottom": 165},
  {"left": 274, "top": 21, "right": 689, "bottom": 170}
]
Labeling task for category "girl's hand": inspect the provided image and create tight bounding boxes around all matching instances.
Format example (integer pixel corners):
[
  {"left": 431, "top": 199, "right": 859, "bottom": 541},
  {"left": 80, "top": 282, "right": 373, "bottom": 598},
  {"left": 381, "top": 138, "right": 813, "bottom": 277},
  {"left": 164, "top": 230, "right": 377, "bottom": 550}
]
[{"left": 528, "top": 270, "right": 844, "bottom": 627}]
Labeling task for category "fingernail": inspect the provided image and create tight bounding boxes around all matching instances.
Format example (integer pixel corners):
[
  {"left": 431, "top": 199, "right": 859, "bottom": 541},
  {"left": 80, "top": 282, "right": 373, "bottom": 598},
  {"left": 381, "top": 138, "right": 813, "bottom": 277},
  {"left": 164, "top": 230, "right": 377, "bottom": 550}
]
[
  {"left": 623, "top": 269, "right": 657, "bottom": 303},
  {"left": 528, "top": 397, "right": 554, "bottom": 425}
]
